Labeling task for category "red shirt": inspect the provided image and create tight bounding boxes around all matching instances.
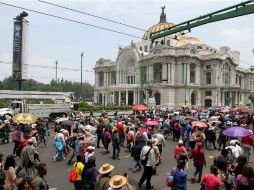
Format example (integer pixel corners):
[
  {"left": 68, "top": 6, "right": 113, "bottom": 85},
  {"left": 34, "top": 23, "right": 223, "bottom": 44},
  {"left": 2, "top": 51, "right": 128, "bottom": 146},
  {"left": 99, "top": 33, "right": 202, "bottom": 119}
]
[
  {"left": 192, "top": 148, "right": 206, "bottom": 165},
  {"left": 201, "top": 174, "right": 222, "bottom": 190},
  {"left": 242, "top": 136, "right": 254, "bottom": 146},
  {"left": 117, "top": 123, "right": 124, "bottom": 135},
  {"left": 174, "top": 145, "right": 188, "bottom": 159}
]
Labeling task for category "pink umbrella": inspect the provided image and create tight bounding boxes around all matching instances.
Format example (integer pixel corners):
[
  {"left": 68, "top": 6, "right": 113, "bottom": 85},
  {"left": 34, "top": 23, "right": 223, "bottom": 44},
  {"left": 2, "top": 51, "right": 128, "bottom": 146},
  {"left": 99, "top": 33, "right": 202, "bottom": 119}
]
[
  {"left": 145, "top": 121, "right": 160, "bottom": 126},
  {"left": 132, "top": 104, "right": 148, "bottom": 111},
  {"left": 192, "top": 121, "right": 208, "bottom": 128}
]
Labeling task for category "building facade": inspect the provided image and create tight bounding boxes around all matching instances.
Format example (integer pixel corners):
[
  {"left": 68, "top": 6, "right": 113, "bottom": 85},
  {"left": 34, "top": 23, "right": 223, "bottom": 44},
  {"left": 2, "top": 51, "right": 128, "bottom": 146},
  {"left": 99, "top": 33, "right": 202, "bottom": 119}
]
[{"left": 94, "top": 7, "right": 254, "bottom": 108}]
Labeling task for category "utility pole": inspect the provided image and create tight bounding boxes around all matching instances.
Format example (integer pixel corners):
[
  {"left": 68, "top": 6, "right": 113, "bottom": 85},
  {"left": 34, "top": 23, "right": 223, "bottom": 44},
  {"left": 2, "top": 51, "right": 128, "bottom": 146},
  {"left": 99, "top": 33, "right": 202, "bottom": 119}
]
[
  {"left": 140, "top": 53, "right": 145, "bottom": 104},
  {"left": 55, "top": 60, "right": 58, "bottom": 83},
  {"left": 81, "top": 52, "right": 84, "bottom": 88}
]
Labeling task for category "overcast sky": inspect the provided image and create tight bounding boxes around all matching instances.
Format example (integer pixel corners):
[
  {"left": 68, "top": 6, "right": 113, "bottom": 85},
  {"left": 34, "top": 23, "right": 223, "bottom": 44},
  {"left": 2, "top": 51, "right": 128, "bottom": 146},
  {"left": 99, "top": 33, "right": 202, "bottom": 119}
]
[{"left": 0, "top": 0, "right": 254, "bottom": 85}]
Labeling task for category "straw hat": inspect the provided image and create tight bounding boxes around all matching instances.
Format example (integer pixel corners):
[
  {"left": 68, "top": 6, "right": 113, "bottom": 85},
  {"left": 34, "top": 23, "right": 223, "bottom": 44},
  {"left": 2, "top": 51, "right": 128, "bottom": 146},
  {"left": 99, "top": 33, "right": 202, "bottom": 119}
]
[
  {"left": 77, "top": 133, "right": 84, "bottom": 138},
  {"left": 152, "top": 138, "right": 158, "bottom": 146},
  {"left": 112, "top": 127, "right": 117, "bottom": 132},
  {"left": 87, "top": 146, "right": 95, "bottom": 150},
  {"left": 109, "top": 175, "right": 127, "bottom": 189},
  {"left": 99, "top": 163, "right": 114, "bottom": 174}
]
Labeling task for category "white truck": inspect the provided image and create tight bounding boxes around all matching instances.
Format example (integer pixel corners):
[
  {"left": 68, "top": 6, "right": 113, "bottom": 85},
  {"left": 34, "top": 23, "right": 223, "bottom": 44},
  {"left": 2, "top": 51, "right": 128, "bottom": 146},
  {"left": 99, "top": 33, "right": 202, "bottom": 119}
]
[{"left": 0, "top": 90, "right": 74, "bottom": 120}]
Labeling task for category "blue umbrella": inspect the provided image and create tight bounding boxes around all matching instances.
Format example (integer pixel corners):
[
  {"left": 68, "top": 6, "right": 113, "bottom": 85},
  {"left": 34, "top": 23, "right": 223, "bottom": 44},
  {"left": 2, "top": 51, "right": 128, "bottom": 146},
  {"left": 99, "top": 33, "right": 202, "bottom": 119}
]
[
  {"left": 198, "top": 112, "right": 208, "bottom": 116},
  {"left": 186, "top": 116, "right": 199, "bottom": 121},
  {"left": 224, "top": 117, "right": 232, "bottom": 122},
  {"left": 208, "top": 107, "right": 217, "bottom": 111}
]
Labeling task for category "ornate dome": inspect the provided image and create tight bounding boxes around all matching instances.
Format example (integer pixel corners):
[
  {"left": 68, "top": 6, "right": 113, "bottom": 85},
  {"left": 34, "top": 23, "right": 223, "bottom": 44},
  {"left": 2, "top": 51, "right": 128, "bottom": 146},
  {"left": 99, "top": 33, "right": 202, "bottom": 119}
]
[
  {"left": 143, "top": 6, "right": 175, "bottom": 40},
  {"left": 143, "top": 22, "right": 175, "bottom": 40},
  {"left": 175, "top": 36, "right": 204, "bottom": 47}
]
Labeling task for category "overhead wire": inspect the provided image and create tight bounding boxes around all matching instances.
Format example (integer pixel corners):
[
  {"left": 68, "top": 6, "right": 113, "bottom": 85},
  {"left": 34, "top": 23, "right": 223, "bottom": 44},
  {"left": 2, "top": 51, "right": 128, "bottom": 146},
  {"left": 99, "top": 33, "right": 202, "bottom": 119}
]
[
  {"left": 0, "top": 60, "right": 93, "bottom": 72},
  {"left": 38, "top": 0, "right": 146, "bottom": 32},
  {"left": 0, "top": 1, "right": 142, "bottom": 39}
]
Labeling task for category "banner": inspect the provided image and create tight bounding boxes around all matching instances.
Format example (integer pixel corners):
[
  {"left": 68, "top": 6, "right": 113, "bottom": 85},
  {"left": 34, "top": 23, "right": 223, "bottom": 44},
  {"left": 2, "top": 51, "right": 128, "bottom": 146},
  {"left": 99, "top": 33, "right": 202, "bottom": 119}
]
[{"left": 12, "top": 20, "right": 23, "bottom": 80}]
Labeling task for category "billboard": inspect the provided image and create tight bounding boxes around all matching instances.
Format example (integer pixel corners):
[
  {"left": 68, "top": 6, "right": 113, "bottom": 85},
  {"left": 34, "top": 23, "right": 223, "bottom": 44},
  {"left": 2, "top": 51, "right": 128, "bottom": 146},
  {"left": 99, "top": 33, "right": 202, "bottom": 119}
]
[{"left": 12, "top": 19, "right": 28, "bottom": 80}]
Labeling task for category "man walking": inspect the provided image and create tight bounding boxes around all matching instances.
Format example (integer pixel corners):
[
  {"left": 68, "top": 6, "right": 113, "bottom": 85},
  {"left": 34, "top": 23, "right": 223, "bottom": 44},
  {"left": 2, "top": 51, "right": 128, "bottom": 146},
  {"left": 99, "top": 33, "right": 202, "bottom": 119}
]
[
  {"left": 112, "top": 127, "right": 120, "bottom": 160},
  {"left": 138, "top": 139, "right": 156, "bottom": 190},
  {"left": 191, "top": 142, "right": 206, "bottom": 183}
]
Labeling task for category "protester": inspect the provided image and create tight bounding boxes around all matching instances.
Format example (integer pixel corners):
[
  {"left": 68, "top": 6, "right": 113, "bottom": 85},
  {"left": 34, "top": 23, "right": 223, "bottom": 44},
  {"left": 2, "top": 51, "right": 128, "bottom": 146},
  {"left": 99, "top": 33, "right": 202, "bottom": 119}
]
[
  {"left": 95, "top": 163, "right": 114, "bottom": 190},
  {"left": 82, "top": 155, "right": 98, "bottom": 190},
  {"left": 241, "top": 131, "right": 254, "bottom": 162},
  {"left": 235, "top": 164, "right": 254, "bottom": 190},
  {"left": 108, "top": 175, "right": 133, "bottom": 190},
  {"left": 3, "top": 155, "right": 18, "bottom": 190},
  {"left": 191, "top": 142, "right": 206, "bottom": 183},
  {"left": 174, "top": 140, "right": 188, "bottom": 160},
  {"left": 84, "top": 146, "right": 95, "bottom": 164},
  {"left": 172, "top": 159, "right": 187, "bottom": 190},
  {"left": 200, "top": 165, "right": 222, "bottom": 190},
  {"left": 33, "top": 163, "right": 48, "bottom": 190},
  {"left": 112, "top": 127, "right": 120, "bottom": 160},
  {"left": 138, "top": 139, "right": 156, "bottom": 190},
  {"left": 130, "top": 141, "right": 142, "bottom": 173},
  {"left": 74, "top": 155, "right": 85, "bottom": 190}
]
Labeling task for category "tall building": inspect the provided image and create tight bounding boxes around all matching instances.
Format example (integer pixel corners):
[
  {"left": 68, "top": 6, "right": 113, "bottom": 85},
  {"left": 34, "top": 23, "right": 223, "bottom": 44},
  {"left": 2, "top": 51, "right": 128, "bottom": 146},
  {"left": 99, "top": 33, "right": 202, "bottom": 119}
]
[{"left": 94, "top": 7, "right": 254, "bottom": 108}]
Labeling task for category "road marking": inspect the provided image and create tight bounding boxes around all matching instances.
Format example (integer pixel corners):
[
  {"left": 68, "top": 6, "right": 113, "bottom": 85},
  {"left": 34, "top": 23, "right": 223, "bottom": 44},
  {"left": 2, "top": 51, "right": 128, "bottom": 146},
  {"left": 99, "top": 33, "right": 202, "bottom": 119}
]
[
  {"left": 119, "top": 155, "right": 131, "bottom": 159},
  {"left": 49, "top": 188, "right": 58, "bottom": 190}
]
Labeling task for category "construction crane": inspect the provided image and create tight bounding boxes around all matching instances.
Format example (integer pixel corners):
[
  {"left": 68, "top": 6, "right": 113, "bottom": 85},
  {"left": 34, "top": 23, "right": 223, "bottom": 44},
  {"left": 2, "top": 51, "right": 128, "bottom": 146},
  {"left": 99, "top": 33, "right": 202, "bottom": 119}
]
[
  {"left": 139, "top": 1, "right": 254, "bottom": 105},
  {"left": 149, "top": 0, "right": 254, "bottom": 42}
]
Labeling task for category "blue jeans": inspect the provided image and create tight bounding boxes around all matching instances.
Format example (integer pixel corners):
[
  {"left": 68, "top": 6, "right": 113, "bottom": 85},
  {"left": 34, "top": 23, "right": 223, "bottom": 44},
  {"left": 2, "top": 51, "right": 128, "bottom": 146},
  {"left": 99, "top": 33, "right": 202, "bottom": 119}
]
[
  {"left": 119, "top": 134, "right": 125, "bottom": 146},
  {"left": 133, "top": 159, "right": 141, "bottom": 169},
  {"left": 112, "top": 144, "right": 120, "bottom": 159}
]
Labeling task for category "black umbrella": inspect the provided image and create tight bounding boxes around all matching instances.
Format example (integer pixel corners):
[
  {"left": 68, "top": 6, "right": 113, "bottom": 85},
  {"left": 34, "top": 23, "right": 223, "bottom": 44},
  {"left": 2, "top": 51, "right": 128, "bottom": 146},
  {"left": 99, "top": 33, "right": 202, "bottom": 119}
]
[{"left": 60, "top": 120, "right": 74, "bottom": 126}]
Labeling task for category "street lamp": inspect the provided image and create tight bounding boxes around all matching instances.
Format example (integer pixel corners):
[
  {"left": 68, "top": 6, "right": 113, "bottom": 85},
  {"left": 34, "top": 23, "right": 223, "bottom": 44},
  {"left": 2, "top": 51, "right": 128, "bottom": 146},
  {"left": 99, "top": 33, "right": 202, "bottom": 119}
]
[{"left": 55, "top": 60, "right": 58, "bottom": 83}]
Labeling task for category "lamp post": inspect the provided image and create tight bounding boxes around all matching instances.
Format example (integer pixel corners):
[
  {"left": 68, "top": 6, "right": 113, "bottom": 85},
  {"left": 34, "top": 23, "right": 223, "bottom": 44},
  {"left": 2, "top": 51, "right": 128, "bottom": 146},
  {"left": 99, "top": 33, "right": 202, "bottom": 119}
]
[
  {"left": 55, "top": 60, "right": 58, "bottom": 83},
  {"left": 103, "top": 94, "right": 106, "bottom": 110}
]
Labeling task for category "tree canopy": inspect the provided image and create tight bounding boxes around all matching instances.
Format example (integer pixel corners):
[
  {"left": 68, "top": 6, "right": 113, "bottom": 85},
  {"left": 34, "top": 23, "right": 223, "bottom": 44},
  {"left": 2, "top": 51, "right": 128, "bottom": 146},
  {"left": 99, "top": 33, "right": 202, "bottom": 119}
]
[{"left": 0, "top": 77, "right": 94, "bottom": 101}]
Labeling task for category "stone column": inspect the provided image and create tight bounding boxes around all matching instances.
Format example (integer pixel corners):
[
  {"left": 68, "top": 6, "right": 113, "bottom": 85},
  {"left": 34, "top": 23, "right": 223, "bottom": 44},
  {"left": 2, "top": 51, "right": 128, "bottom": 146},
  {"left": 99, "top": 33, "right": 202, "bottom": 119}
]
[
  {"left": 94, "top": 72, "right": 97, "bottom": 87},
  {"left": 103, "top": 72, "right": 107, "bottom": 86},
  {"left": 126, "top": 90, "right": 128, "bottom": 105},
  {"left": 186, "top": 63, "right": 190, "bottom": 84},
  {"left": 149, "top": 65, "right": 154, "bottom": 82},
  {"left": 118, "top": 91, "right": 121, "bottom": 106},
  {"left": 196, "top": 65, "right": 200, "bottom": 85},
  {"left": 171, "top": 63, "right": 175, "bottom": 84},
  {"left": 162, "top": 63, "right": 167, "bottom": 83}
]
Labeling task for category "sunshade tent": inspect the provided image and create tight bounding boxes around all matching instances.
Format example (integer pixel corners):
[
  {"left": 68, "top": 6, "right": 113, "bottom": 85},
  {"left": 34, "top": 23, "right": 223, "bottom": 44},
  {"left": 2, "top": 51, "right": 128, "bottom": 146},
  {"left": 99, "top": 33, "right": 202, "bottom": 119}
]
[
  {"left": 132, "top": 105, "right": 148, "bottom": 111},
  {"left": 192, "top": 121, "right": 208, "bottom": 128},
  {"left": 12, "top": 113, "right": 37, "bottom": 124},
  {"left": 223, "top": 127, "right": 252, "bottom": 137}
]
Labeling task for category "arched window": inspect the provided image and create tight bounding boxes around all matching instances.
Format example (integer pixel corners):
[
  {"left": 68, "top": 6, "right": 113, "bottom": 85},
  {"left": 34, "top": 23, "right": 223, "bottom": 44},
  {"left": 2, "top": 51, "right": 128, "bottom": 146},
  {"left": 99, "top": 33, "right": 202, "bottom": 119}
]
[
  {"left": 126, "top": 62, "right": 136, "bottom": 84},
  {"left": 222, "top": 62, "right": 231, "bottom": 85},
  {"left": 190, "top": 63, "right": 196, "bottom": 83}
]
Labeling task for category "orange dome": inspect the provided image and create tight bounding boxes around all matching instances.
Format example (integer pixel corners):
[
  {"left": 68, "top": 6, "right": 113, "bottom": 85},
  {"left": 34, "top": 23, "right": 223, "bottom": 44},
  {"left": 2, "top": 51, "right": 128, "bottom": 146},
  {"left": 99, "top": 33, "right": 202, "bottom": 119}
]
[
  {"left": 175, "top": 36, "right": 204, "bottom": 47},
  {"left": 143, "top": 22, "right": 175, "bottom": 40}
]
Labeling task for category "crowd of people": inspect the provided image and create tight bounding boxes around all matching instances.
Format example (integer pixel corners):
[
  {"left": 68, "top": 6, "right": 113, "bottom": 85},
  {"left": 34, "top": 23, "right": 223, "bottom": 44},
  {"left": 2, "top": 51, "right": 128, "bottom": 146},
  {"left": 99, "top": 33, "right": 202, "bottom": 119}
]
[{"left": 0, "top": 106, "right": 254, "bottom": 190}]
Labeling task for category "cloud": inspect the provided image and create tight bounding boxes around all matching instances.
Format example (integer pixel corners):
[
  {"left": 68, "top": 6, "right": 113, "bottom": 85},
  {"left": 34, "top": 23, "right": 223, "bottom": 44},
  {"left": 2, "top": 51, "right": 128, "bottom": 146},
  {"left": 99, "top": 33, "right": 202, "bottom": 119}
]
[{"left": 221, "top": 27, "right": 254, "bottom": 43}]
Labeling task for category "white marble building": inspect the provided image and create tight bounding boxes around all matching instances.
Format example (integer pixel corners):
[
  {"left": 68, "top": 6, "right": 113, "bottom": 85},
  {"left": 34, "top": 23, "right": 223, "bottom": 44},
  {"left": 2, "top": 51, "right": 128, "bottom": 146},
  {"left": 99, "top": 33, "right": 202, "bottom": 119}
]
[{"left": 94, "top": 7, "right": 254, "bottom": 108}]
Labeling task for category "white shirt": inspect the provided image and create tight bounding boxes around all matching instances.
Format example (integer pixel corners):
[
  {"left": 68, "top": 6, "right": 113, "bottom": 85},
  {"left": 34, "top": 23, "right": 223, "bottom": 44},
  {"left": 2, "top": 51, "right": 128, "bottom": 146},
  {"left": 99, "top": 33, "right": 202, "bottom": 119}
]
[
  {"left": 140, "top": 145, "right": 156, "bottom": 167},
  {"left": 84, "top": 152, "right": 94, "bottom": 163},
  {"left": 55, "top": 133, "right": 65, "bottom": 144},
  {"left": 155, "top": 133, "right": 166, "bottom": 147}
]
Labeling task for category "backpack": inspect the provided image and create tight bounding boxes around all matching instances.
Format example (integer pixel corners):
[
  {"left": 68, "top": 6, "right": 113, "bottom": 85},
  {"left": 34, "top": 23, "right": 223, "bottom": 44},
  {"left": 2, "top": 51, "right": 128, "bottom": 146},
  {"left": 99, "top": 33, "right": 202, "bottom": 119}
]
[
  {"left": 141, "top": 148, "right": 152, "bottom": 166},
  {"left": 127, "top": 133, "right": 133, "bottom": 142},
  {"left": 103, "top": 132, "right": 111, "bottom": 143},
  {"left": 0, "top": 165, "right": 5, "bottom": 186},
  {"left": 68, "top": 136, "right": 77, "bottom": 149},
  {"left": 69, "top": 164, "right": 78, "bottom": 183},
  {"left": 166, "top": 168, "right": 176, "bottom": 187}
]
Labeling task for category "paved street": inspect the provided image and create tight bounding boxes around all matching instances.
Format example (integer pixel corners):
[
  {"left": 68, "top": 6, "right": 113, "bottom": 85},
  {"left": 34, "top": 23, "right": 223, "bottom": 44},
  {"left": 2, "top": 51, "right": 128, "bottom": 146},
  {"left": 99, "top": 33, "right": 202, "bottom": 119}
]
[{"left": 0, "top": 129, "right": 229, "bottom": 190}]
